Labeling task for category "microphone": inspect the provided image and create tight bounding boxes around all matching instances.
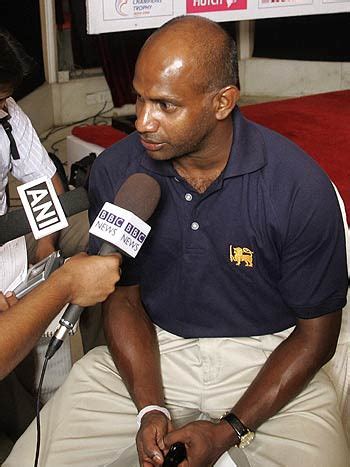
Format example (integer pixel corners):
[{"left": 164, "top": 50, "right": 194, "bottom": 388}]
[
  {"left": 163, "top": 443, "right": 187, "bottom": 466},
  {"left": 45, "top": 173, "right": 161, "bottom": 359},
  {"left": 0, "top": 186, "right": 89, "bottom": 245}
]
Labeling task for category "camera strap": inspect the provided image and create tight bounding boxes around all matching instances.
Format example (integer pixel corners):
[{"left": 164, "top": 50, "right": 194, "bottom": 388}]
[{"left": 0, "top": 114, "right": 20, "bottom": 160}]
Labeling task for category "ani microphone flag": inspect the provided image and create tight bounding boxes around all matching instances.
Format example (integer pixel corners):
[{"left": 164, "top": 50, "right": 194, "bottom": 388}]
[{"left": 17, "top": 177, "right": 68, "bottom": 239}]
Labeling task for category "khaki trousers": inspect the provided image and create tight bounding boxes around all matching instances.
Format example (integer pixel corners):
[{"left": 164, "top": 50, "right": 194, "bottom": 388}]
[{"left": 5, "top": 327, "right": 348, "bottom": 467}]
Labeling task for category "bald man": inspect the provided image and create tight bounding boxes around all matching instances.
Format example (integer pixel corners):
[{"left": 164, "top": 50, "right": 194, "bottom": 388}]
[{"left": 5, "top": 16, "right": 348, "bottom": 467}]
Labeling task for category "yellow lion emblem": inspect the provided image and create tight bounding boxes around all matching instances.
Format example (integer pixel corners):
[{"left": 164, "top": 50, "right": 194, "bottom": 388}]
[{"left": 230, "top": 246, "right": 254, "bottom": 267}]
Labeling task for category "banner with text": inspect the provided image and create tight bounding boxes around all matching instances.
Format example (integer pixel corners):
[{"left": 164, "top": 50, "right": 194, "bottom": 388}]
[{"left": 86, "top": 0, "right": 349, "bottom": 33}]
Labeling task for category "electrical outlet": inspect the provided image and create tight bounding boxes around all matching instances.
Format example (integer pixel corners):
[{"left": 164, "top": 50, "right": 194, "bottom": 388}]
[
  {"left": 58, "top": 71, "right": 70, "bottom": 83},
  {"left": 86, "top": 90, "right": 112, "bottom": 105}
]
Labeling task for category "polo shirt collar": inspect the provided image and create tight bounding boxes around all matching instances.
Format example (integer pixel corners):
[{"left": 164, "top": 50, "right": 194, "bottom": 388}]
[
  {"left": 224, "top": 106, "right": 266, "bottom": 178},
  {"left": 140, "top": 106, "right": 266, "bottom": 178}
]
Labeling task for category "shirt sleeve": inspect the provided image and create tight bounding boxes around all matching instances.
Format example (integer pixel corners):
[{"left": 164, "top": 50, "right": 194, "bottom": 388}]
[
  {"left": 9, "top": 99, "right": 56, "bottom": 183},
  {"left": 278, "top": 173, "right": 348, "bottom": 318}
]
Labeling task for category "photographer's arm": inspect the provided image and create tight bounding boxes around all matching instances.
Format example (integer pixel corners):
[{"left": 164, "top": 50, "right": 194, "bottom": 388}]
[{"left": 0, "top": 253, "right": 121, "bottom": 380}]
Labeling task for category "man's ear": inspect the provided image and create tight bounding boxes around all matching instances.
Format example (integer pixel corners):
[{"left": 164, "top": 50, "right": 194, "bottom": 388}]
[{"left": 214, "top": 86, "right": 240, "bottom": 121}]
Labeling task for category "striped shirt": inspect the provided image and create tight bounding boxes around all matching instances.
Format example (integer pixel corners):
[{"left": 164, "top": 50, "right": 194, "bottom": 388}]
[{"left": 0, "top": 98, "right": 56, "bottom": 215}]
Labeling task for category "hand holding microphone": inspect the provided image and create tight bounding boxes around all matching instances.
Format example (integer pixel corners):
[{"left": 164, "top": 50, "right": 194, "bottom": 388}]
[
  {"left": 3, "top": 254, "right": 121, "bottom": 313},
  {"left": 45, "top": 173, "right": 161, "bottom": 359},
  {"left": 58, "top": 252, "right": 122, "bottom": 307}
]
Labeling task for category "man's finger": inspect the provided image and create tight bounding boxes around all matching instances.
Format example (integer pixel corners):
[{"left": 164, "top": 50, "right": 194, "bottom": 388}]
[
  {"left": 143, "top": 447, "right": 163, "bottom": 464},
  {"left": 139, "top": 445, "right": 163, "bottom": 466}
]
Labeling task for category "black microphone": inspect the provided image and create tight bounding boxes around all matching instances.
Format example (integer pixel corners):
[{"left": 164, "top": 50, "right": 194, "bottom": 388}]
[
  {"left": 45, "top": 173, "right": 161, "bottom": 359},
  {"left": 163, "top": 442, "right": 187, "bottom": 466},
  {"left": 0, "top": 187, "right": 89, "bottom": 245}
]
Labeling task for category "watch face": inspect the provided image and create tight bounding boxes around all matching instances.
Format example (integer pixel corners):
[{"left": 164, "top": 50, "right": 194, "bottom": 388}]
[{"left": 239, "top": 430, "right": 255, "bottom": 449}]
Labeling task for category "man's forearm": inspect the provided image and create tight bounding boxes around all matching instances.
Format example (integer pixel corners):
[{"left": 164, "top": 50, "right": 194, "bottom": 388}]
[
  {"left": 103, "top": 286, "right": 165, "bottom": 410},
  {"left": 231, "top": 311, "right": 342, "bottom": 431},
  {"left": 161, "top": 313, "right": 342, "bottom": 466}
]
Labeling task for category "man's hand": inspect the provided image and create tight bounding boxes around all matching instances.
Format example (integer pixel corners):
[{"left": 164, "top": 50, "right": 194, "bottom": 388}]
[
  {"left": 164, "top": 420, "right": 235, "bottom": 467},
  {"left": 0, "top": 291, "right": 18, "bottom": 312},
  {"left": 137, "top": 411, "right": 172, "bottom": 466},
  {"left": 58, "top": 252, "right": 122, "bottom": 306}
]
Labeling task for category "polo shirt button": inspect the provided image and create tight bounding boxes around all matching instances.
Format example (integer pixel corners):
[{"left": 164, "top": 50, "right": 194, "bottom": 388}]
[
  {"left": 174, "top": 177, "right": 180, "bottom": 182},
  {"left": 191, "top": 222, "right": 200, "bottom": 231},
  {"left": 185, "top": 193, "right": 193, "bottom": 202}
]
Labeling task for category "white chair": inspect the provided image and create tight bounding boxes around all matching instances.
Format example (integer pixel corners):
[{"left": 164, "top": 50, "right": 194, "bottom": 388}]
[{"left": 323, "top": 184, "right": 350, "bottom": 445}]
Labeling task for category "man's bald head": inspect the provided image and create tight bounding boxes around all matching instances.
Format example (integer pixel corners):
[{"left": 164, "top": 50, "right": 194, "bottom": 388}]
[{"left": 138, "top": 15, "right": 240, "bottom": 93}]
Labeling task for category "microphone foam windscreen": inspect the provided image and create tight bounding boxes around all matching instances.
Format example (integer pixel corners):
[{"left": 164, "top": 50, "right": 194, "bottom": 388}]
[
  {"left": 59, "top": 186, "right": 90, "bottom": 217},
  {"left": 114, "top": 173, "right": 161, "bottom": 222}
]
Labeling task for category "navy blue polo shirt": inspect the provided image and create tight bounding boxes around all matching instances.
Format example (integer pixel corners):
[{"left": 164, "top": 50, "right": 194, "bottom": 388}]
[{"left": 89, "top": 108, "right": 347, "bottom": 338}]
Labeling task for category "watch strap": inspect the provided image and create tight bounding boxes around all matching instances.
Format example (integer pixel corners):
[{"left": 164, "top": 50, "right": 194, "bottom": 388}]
[{"left": 221, "top": 412, "right": 249, "bottom": 439}]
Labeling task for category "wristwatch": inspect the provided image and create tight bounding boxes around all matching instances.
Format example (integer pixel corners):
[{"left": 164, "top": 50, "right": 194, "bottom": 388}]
[{"left": 220, "top": 412, "right": 255, "bottom": 449}]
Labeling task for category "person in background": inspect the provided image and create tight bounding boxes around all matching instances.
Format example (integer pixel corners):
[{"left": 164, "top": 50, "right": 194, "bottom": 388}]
[
  {"left": 0, "top": 28, "right": 89, "bottom": 453},
  {"left": 5, "top": 16, "right": 348, "bottom": 467},
  {"left": 0, "top": 28, "right": 88, "bottom": 262}
]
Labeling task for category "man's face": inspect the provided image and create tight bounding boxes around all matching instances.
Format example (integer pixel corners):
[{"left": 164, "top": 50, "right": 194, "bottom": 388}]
[
  {"left": 0, "top": 84, "right": 13, "bottom": 111},
  {"left": 133, "top": 49, "right": 217, "bottom": 162}
]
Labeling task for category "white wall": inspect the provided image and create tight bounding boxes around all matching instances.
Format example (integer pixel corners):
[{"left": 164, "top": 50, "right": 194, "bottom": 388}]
[
  {"left": 18, "top": 83, "right": 54, "bottom": 135},
  {"left": 19, "top": 74, "right": 137, "bottom": 131},
  {"left": 239, "top": 59, "right": 350, "bottom": 97},
  {"left": 51, "top": 75, "right": 112, "bottom": 125}
]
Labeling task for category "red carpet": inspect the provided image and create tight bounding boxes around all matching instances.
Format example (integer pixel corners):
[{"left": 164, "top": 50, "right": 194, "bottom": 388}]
[
  {"left": 241, "top": 91, "right": 350, "bottom": 221},
  {"left": 72, "top": 124, "right": 127, "bottom": 148}
]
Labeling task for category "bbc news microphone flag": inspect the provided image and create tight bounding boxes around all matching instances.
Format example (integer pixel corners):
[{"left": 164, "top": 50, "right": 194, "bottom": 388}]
[
  {"left": 89, "top": 202, "right": 151, "bottom": 258},
  {"left": 17, "top": 177, "right": 68, "bottom": 240}
]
